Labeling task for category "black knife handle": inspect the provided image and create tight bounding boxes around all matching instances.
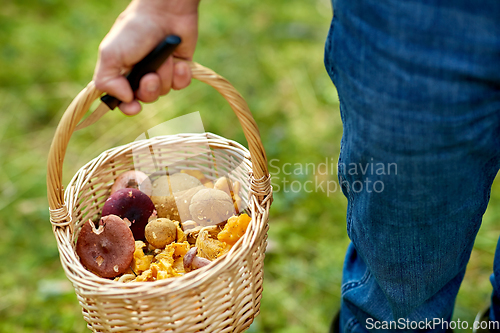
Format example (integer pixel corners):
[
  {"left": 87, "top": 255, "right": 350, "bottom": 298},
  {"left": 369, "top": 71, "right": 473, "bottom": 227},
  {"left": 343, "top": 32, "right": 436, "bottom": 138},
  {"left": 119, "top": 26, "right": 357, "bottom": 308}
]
[{"left": 100, "top": 35, "right": 182, "bottom": 110}]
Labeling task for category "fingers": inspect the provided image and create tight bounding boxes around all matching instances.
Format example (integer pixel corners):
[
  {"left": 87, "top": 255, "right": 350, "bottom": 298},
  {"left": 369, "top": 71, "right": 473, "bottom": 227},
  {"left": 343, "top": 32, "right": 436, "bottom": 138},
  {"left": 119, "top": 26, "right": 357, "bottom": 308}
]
[
  {"left": 156, "top": 56, "right": 174, "bottom": 95},
  {"left": 92, "top": 1, "right": 199, "bottom": 117},
  {"left": 119, "top": 100, "right": 142, "bottom": 115},
  {"left": 135, "top": 72, "right": 161, "bottom": 103},
  {"left": 133, "top": 57, "right": 173, "bottom": 105},
  {"left": 97, "top": 54, "right": 192, "bottom": 115},
  {"left": 172, "top": 61, "right": 192, "bottom": 90},
  {"left": 133, "top": 58, "right": 192, "bottom": 102}
]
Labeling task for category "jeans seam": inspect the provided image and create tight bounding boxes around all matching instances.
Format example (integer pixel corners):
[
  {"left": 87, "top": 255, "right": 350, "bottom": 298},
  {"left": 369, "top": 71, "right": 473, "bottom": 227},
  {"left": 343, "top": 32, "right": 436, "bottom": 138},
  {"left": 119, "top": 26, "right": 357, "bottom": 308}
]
[
  {"left": 345, "top": 316, "right": 360, "bottom": 333},
  {"left": 345, "top": 176, "right": 354, "bottom": 237},
  {"left": 341, "top": 269, "right": 371, "bottom": 294}
]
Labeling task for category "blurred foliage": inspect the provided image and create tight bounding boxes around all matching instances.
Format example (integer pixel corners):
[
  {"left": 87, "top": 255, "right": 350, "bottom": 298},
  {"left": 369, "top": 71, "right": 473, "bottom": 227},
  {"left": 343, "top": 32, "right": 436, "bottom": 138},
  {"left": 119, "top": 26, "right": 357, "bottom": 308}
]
[{"left": 0, "top": 0, "right": 498, "bottom": 332}]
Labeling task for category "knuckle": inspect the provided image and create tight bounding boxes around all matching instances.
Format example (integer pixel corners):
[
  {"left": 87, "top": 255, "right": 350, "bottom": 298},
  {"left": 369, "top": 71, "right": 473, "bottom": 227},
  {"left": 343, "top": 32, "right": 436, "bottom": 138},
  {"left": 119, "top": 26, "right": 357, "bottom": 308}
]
[
  {"left": 98, "top": 46, "right": 114, "bottom": 64},
  {"left": 93, "top": 77, "right": 106, "bottom": 91}
]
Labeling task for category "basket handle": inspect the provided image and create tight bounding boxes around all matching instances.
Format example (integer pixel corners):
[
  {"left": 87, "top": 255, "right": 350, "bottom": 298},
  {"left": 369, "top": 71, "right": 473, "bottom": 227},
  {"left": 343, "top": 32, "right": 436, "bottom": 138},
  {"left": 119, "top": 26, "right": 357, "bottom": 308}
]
[{"left": 47, "top": 62, "right": 271, "bottom": 221}]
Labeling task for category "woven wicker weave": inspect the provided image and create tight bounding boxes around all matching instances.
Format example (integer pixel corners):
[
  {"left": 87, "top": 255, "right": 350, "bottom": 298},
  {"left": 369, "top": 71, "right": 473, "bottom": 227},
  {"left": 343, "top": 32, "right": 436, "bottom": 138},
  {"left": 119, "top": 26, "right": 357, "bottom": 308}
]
[{"left": 47, "top": 62, "right": 272, "bottom": 332}]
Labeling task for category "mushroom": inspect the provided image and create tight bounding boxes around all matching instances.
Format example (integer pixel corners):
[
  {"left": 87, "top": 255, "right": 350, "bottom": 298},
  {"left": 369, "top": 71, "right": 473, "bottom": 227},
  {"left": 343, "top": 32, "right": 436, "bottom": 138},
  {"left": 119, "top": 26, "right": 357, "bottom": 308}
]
[
  {"left": 181, "top": 220, "right": 198, "bottom": 231},
  {"left": 76, "top": 215, "right": 135, "bottom": 278},
  {"left": 232, "top": 180, "right": 243, "bottom": 213},
  {"left": 151, "top": 175, "right": 171, "bottom": 197},
  {"left": 102, "top": 188, "right": 155, "bottom": 241},
  {"left": 151, "top": 195, "right": 179, "bottom": 221},
  {"left": 174, "top": 185, "right": 205, "bottom": 222},
  {"left": 185, "top": 226, "right": 203, "bottom": 245},
  {"left": 183, "top": 247, "right": 211, "bottom": 273},
  {"left": 217, "top": 213, "right": 252, "bottom": 246},
  {"left": 232, "top": 180, "right": 241, "bottom": 196},
  {"left": 110, "top": 170, "right": 152, "bottom": 196},
  {"left": 151, "top": 173, "right": 202, "bottom": 197},
  {"left": 184, "top": 224, "right": 222, "bottom": 245},
  {"left": 180, "top": 169, "right": 209, "bottom": 183},
  {"left": 195, "top": 228, "right": 228, "bottom": 260},
  {"left": 116, "top": 274, "right": 136, "bottom": 283},
  {"left": 215, "top": 177, "right": 244, "bottom": 213},
  {"left": 189, "top": 188, "right": 235, "bottom": 226},
  {"left": 170, "top": 173, "right": 204, "bottom": 193},
  {"left": 144, "top": 218, "right": 177, "bottom": 248},
  {"left": 151, "top": 173, "right": 203, "bottom": 222},
  {"left": 214, "top": 177, "right": 232, "bottom": 197}
]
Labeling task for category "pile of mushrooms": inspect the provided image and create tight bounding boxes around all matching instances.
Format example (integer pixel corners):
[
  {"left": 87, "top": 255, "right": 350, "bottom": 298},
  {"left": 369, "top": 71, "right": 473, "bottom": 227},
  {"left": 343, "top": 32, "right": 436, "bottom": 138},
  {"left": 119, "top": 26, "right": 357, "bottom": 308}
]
[{"left": 76, "top": 169, "right": 247, "bottom": 280}]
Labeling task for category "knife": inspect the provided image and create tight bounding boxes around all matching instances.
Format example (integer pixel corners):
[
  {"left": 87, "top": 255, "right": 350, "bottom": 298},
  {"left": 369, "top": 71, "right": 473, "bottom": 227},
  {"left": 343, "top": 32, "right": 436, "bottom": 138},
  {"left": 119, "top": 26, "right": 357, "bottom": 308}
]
[{"left": 75, "top": 35, "right": 182, "bottom": 131}]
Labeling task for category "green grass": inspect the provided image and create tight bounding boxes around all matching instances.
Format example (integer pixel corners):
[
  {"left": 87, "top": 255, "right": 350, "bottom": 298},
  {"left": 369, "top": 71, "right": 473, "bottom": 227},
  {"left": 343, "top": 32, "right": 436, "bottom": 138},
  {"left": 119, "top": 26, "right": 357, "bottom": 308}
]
[{"left": 0, "top": 0, "right": 498, "bottom": 332}]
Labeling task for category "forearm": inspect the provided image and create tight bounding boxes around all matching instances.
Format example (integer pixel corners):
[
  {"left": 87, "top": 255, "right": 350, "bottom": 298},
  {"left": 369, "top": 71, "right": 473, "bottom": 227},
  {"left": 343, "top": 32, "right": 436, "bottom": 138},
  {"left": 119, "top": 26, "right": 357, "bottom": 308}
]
[{"left": 125, "top": 0, "right": 201, "bottom": 16}]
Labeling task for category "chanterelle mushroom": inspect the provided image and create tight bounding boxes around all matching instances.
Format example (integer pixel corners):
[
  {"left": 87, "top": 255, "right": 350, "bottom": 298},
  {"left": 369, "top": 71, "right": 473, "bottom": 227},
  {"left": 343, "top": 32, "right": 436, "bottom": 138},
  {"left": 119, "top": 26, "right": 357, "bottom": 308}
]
[
  {"left": 195, "top": 228, "right": 228, "bottom": 261},
  {"left": 76, "top": 215, "right": 135, "bottom": 278}
]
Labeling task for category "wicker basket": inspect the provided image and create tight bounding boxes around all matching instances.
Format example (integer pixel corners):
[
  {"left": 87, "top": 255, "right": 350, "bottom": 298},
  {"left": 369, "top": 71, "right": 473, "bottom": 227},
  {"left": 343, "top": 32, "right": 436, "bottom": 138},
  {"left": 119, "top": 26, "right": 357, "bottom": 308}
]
[{"left": 47, "top": 62, "right": 273, "bottom": 332}]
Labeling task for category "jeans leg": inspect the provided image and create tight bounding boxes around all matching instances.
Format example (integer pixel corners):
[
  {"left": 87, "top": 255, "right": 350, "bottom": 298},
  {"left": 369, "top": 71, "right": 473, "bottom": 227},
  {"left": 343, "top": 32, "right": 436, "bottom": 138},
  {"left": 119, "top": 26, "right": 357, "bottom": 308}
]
[{"left": 324, "top": 0, "right": 500, "bottom": 331}]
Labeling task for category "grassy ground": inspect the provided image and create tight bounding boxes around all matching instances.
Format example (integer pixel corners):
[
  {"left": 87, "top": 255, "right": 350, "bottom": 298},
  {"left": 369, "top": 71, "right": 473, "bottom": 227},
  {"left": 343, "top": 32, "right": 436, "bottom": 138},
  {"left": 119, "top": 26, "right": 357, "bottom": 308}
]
[{"left": 0, "top": 0, "right": 498, "bottom": 332}]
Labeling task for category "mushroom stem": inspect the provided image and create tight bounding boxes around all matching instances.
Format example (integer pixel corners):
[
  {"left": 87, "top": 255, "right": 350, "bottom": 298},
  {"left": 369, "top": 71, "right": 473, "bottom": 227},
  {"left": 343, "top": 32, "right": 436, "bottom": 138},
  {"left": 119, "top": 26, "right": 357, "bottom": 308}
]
[
  {"left": 192, "top": 256, "right": 211, "bottom": 269},
  {"left": 183, "top": 247, "right": 212, "bottom": 272}
]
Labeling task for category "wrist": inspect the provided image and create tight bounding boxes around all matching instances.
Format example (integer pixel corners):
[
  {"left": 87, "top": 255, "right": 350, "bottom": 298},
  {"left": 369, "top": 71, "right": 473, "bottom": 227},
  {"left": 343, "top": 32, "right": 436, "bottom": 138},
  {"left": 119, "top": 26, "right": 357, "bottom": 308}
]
[{"left": 131, "top": 0, "right": 200, "bottom": 16}]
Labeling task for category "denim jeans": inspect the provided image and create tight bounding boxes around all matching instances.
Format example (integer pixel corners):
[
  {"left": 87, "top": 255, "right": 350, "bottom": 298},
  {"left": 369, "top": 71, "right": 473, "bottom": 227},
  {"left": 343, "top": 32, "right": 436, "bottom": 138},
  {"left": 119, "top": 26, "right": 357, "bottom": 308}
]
[{"left": 324, "top": 0, "right": 500, "bottom": 332}]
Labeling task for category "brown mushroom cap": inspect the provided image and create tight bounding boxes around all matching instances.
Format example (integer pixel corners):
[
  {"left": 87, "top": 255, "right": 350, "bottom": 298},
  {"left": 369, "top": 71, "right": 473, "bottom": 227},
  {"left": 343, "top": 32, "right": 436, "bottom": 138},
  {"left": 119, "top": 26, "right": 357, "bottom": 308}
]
[
  {"left": 189, "top": 188, "right": 235, "bottom": 226},
  {"left": 144, "top": 218, "right": 177, "bottom": 248},
  {"left": 76, "top": 215, "right": 135, "bottom": 278},
  {"left": 151, "top": 173, "right": 203, "bottom": 222},
  {"left": 151, "top": 195, "right": 180, "bottom": 221},
  {"left": 170, "top": 173, "right": 202, "bottom": 192},
  {"left": 110, "top": 170, "right": 152, "bottom": 196},
  {"left": 151, "top": 175, "right": 171, "bottom": 197},
  {"left": 150, "top": 173, "right": 201, "bottom": 196}
]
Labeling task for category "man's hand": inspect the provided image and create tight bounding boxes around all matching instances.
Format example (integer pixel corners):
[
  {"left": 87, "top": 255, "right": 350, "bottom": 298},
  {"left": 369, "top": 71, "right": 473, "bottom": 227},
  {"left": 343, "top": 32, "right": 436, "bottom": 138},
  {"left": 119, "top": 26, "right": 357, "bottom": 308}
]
[{"left": 93, "top": 0, "right": 200, "bottom": 115}]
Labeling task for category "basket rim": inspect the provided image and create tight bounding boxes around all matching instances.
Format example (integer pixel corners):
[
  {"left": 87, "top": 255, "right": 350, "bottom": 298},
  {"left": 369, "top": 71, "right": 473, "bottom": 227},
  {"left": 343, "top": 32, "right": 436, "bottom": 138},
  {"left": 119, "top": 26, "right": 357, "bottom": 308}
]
[{"left": 56, "top": 132, "right": 271, "bottom": 294}]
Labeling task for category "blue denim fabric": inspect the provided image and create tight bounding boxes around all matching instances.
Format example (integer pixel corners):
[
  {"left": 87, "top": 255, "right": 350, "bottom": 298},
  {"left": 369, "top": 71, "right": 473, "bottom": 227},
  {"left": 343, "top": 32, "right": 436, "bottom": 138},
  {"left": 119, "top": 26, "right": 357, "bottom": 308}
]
[{"left": 324, "top": 0, "right": 500, "bottom": 332}]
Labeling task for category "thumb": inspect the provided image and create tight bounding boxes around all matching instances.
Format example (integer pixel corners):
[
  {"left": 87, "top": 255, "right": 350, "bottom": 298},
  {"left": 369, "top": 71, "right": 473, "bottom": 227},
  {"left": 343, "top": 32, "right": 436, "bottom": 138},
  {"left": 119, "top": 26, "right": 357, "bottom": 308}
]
[{"left": 93, "top": 49, "right": 135, "bottom": 103}]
